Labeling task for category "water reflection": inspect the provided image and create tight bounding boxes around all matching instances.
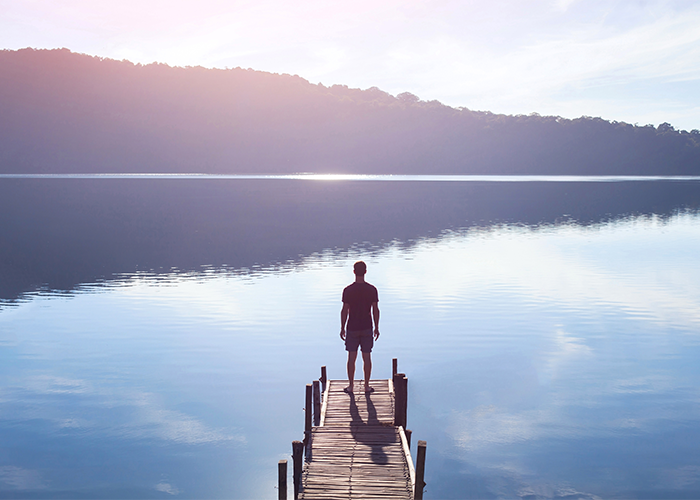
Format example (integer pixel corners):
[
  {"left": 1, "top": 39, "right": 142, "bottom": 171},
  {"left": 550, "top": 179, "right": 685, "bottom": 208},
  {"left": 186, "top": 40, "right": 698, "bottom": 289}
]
[
  {"left": 391, "top": 216, "right": 700, "bottom": 499},
  {"left": 1, "top": 181, "right": 700, "bottom": 498},
  {"left": 2, "top": 179, "right": 700, "bottom": 303}
]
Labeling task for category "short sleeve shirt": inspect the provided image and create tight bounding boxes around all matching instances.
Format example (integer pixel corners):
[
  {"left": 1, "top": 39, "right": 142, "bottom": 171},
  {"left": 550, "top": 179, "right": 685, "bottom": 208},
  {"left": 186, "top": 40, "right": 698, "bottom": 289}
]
[{"left": 342, "top": 281, "right": 379, "bottom": 332}]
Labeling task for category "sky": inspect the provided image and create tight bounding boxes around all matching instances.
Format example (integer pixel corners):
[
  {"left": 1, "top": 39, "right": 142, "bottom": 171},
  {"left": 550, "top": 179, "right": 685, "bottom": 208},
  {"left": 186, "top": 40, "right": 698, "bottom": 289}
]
[{"left": 2, "top": 0, "right": 700, "bottom": 131}]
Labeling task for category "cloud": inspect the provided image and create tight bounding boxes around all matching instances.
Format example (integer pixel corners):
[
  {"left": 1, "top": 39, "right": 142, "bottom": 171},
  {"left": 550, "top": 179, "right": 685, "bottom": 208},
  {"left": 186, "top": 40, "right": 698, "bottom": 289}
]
[
  {"left": 0, "top": 375, "right": 244, "bottom": 446},
  {"left": 516, "top": 484, "right": 602, "bottom": 500},
  {"left": 380, "top": 214, "right": 700, "bottom": 336},
  {"left": 23, "top": 375, "right": 91, "bottom": 395},
  {"left": 0, "top": 466, "right": 46, "bottom": 490},
  {"left": 552, "top": 0, "right": 579, "bottom": 13},
  {"left": 155, "top": 482, "right": 180, "bottom": 495},
  {"left": 380, "top": 2, "right": 700, "bottom": 125},
  {"left": 449, "top": 405, "right": 549, "bottom": 451},
  {"left": 118, "top": 394, "right": 244, "bottom": 445},
  {"left": 662, "top": 466, "right": 700, "bottom": 489},
  {"left": 445, "top": 329, "right": 595, "bottom": 452},
  {"left": 2, "top": 0, "right": 700, "bottom": 127}
]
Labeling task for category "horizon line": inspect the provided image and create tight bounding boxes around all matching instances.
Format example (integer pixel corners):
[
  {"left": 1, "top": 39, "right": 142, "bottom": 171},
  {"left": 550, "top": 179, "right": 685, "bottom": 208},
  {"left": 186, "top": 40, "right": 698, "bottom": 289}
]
[{"left": 2, "top": 173, "right": 700, "bottom": 182}]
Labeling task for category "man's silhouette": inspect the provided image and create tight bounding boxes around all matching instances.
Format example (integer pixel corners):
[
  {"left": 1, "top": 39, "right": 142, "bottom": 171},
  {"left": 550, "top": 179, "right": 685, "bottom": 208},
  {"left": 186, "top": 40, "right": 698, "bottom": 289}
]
[{"left": 340, "top": 261, "right": 380, "bottom": 393}]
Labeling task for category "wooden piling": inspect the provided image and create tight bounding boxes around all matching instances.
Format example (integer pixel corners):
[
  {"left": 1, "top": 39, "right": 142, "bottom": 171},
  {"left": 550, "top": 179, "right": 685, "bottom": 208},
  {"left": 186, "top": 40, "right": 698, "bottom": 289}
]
[
  {"left": 392, "top": 358, "right": 398, "bottom": 378},
  {"left": 393, "top": 372, "right": 403, "bottom": 427},
  {"left": 393, "top": 372, "right": 407, "bottom": 429},
  {"left": 278, "top": 460, "right": 287, "bottom": 500},
  {"left": 414, "top": 440, "right": 427, "bottom": 500},
  {"left": 312, "top": 380, "right": 321, "bottom": 426},
  {"left": 402, "top": 375, "right": 408, "bottom": 429},
  {"left": 405, "top": 428, "right": 412, "bottom": 449},
  {"left": 320, "top": 366, "right": 327, "bottom": 392},
  {"left": 292, "top": 441, "right": 303, "bottom": 500},
  {"left": 304, "top": 384, "right": 312, "bottom": 440}
]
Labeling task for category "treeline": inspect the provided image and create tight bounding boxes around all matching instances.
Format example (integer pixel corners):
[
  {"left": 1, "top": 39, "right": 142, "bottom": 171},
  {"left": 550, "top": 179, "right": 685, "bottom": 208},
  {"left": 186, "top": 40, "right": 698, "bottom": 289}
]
[{"left": 1, "top": 48, "right": 699, "bottom": 175}]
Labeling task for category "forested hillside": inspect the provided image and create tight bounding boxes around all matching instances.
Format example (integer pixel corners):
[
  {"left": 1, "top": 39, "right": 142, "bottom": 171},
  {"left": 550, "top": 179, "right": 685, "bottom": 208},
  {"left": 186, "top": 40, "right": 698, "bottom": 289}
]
[{"left": 1, "top": 48, "right": 699, "bottom": 175}]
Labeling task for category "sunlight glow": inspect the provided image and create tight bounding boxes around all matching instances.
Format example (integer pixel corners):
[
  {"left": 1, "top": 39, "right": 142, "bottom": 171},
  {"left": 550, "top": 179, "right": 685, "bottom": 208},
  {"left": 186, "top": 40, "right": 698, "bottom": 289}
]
[{"left": 1, "top": 0, "right": 699, "bottom": 129}]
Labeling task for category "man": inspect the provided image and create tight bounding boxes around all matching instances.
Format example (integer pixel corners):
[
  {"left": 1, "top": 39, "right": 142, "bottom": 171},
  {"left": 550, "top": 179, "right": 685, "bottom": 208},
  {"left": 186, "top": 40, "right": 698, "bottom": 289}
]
[{"left": 340, "top": 261, "right": 380, "bottom": 393}]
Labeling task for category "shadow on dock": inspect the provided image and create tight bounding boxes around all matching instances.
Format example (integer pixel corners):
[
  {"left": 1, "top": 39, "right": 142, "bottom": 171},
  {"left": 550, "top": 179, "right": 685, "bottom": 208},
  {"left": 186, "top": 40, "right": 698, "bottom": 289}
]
[
  {"left": 350, "top": 393, "right": 389, "bottom": 466},
  {"left": 280, "top": 358, "right": 427, "bottom": 500}
]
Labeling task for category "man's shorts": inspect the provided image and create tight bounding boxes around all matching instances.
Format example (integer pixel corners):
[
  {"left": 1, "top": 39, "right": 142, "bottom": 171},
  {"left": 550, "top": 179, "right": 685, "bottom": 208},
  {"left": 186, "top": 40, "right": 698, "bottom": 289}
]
[{"left": 345, "top": 329, "right": 373, "bottom": 353}]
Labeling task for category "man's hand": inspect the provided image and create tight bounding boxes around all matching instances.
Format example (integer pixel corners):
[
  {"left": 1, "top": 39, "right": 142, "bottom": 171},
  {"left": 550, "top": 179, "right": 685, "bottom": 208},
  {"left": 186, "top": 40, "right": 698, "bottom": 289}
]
[
  {"left": 340, "top": 303, "right": 349, "bottom": 341},
  {"left": 371, "top": 303, "right": 380, "bottom": 341}
]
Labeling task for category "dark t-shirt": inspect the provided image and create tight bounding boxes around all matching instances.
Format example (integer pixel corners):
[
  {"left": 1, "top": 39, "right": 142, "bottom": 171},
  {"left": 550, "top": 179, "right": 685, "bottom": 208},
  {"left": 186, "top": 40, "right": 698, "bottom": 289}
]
[{"left": 342, "top": 281, "right": 379, "bottom": 332}]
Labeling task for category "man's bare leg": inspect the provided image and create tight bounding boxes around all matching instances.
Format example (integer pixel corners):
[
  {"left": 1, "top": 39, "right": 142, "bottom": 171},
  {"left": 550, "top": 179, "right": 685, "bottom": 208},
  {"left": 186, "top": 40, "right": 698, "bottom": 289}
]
[
  {"left": 346, "top": 351, "right": 358, "bottom": 392},
  {"left": 362, "top": 352, "right": 372, "bottom": 392}
]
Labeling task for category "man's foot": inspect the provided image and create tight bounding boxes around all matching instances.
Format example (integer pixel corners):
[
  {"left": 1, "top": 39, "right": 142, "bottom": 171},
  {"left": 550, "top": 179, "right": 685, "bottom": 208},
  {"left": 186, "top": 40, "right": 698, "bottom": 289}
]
[
  {"left": 364, "top": 386, "right": 374, "bottom": 393},
  {"left": 343, "top": 386, "right": 354, "bottom": 394}
]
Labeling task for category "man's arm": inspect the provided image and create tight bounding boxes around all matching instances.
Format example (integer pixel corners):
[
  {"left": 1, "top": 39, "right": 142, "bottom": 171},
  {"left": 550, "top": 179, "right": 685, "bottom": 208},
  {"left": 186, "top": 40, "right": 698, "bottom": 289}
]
[
  {"left": 372, "top": 302, "right": 380, "bottom": 340},
  {"left": 340, "top": 303, "right": 350, "bottom": 340}
]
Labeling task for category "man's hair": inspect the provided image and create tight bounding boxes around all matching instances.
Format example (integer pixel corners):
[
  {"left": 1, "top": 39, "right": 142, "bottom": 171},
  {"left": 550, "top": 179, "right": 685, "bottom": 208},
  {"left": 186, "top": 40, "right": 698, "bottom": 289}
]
[{"left": 353, "top": 261, "right": 367, "bottom": 276}]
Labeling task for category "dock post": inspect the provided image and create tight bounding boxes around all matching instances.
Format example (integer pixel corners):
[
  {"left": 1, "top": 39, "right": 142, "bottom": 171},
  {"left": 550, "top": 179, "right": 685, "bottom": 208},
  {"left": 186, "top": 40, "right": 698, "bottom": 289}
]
[
  {"left": 292, "top": 441, "right": 303, "bottom": 500},
  {"left": 401, "top": 375, "right": 408, "bottom": 429},
  {"left": 312, "top": 380, "right": 321, "bottom": 426},
  {"left": 320, "top": 366, "right": 327, "bottom": 392},
  {"left": 414, "top": 440, "right": 427, "bottom": 500},
  {"left": 278, "top": 460, "right": 287, "bottom": 500},
  {"left": 405, "top": 429, "right": 412, "bottom": 449},
  {"left": 395, "top": 373, "right": 408, "bottom": 429},
  {"left": 393, "top": 372, "right": 407, "bottom": 428},
  {"left": 304, "top": 384, "right": 312, "bottom": 440},
  {"left": 392, "top": 358, "right": 398, "bottom": 378}
]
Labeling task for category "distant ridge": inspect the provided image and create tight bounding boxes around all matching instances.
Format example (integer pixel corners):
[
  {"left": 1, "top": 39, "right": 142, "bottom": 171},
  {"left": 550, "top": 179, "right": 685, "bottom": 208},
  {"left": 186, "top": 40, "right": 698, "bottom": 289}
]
[{"left": 1, "top": 48, "right": 699, "bottom": 175}]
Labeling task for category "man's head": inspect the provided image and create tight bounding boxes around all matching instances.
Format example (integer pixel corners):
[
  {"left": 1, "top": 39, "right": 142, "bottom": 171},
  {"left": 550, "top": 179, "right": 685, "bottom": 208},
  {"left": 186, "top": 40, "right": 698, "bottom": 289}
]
[{"left": 353, "top": 261, "right": 367, "bottom": 276}]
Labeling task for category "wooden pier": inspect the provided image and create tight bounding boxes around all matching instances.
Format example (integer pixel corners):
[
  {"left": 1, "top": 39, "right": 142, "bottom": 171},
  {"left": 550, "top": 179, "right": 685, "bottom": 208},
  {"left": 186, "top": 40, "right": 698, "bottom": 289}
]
[{"left": 280, "top": 359, "right": 427, "bottom": 500}]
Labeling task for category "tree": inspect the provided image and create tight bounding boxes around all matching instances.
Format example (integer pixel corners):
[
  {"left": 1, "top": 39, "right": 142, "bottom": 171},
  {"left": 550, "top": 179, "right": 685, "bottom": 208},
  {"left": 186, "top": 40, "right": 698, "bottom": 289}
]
[{"left": 397, "top": 92, "right": 419, "bottom": 103}]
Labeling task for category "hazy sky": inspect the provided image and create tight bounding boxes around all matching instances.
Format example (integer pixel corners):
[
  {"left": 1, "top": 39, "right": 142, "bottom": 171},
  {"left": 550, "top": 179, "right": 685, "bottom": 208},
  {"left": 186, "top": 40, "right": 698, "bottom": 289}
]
[{"left": 2, "top": 0, "right": 699, "bottom": 130}]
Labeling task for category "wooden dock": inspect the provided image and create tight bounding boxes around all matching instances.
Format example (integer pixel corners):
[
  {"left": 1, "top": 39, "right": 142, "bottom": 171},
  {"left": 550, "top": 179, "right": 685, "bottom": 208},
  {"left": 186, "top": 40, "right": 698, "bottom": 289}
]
[{"left": 280, "top": 360, "right": 427, "bottom": 500}]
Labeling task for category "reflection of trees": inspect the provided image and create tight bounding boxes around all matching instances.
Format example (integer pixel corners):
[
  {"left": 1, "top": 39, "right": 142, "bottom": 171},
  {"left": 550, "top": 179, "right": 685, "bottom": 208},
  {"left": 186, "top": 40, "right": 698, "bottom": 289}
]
[
  {"left": 1, "top": 178, "right": 699, "bottom": 302},
  {"left": 1, "top": 48, "right": 700, "bottom": 176}
]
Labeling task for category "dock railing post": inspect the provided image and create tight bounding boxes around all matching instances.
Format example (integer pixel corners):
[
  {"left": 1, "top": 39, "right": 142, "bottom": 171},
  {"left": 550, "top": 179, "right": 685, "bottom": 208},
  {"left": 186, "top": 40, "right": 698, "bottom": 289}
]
[
  {"left": 392, "top": 372, "right": 399, "bottom": 426},
  {"left": 304, "top": 384, "right": 312, "bottom": 441},
  {"left": 393, "top": 372, "right": 407, "bottom": 428},
  {"left": 405, "top": 429, "right": 412, "bottom": 450},
  {"left": 278, "top": 460, "right": 287, "bottom": 500},
  {"left": 414, "top": 440, "right": 427, "bottom": 500},
  {"left": 292, "top": 441, "right": 303, "bottom": 500},
  {"left": 320, "top": 366, "right": 327, "bottom": 392},
  {"left": 312, "top": 380, "right": 321, "bottom": 426},
  {"left": 392, "top": 358, "right": 398, "bottom": 378},
  {"left": 401, "top": 375, "right": 408, "bottom": 430}
]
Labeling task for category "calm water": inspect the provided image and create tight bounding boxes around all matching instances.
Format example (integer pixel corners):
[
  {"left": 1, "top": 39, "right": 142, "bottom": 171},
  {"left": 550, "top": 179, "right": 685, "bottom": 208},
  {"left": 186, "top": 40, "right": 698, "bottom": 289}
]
[{"left": 1, "top": 178, "right": 700, "bottom": 499}]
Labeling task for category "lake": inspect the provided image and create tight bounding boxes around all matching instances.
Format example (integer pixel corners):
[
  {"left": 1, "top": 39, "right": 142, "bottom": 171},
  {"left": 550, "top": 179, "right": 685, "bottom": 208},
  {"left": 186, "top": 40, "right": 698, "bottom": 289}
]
[{"left": 1, "top": 176, "right": 700, "bottom": 499}]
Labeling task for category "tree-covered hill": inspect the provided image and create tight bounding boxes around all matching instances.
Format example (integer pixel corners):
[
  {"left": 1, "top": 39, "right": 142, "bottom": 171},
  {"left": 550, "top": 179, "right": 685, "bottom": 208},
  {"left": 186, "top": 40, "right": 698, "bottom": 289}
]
[{"left": 1, "top": 48, "right": 699, "bottom": 175}]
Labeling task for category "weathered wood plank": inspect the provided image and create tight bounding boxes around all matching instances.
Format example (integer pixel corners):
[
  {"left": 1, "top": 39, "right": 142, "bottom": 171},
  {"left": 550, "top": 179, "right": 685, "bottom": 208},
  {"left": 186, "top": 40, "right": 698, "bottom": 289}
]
[{"left": 299, "top": 379, "right": 413, "bottom": 500}]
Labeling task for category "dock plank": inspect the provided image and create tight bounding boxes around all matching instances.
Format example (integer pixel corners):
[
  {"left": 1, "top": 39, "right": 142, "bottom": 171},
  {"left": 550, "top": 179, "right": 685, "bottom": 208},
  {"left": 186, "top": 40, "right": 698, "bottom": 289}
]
[{"left": 299, "top": 380, "right": 413, "bottom": 499}]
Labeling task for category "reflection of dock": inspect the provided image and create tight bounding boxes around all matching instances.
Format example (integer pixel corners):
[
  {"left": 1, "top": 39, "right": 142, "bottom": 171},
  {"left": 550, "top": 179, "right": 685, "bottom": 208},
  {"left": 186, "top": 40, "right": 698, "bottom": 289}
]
[{"left": 279, "top": 359, "right": 427, "bottom": 499}]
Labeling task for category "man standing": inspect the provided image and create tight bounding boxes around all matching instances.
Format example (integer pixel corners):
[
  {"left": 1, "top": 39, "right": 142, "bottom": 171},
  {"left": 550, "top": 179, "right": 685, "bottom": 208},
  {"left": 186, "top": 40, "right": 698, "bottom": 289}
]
[{"left": 340, "top": 261, "right": 380, "bottom": 393}]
